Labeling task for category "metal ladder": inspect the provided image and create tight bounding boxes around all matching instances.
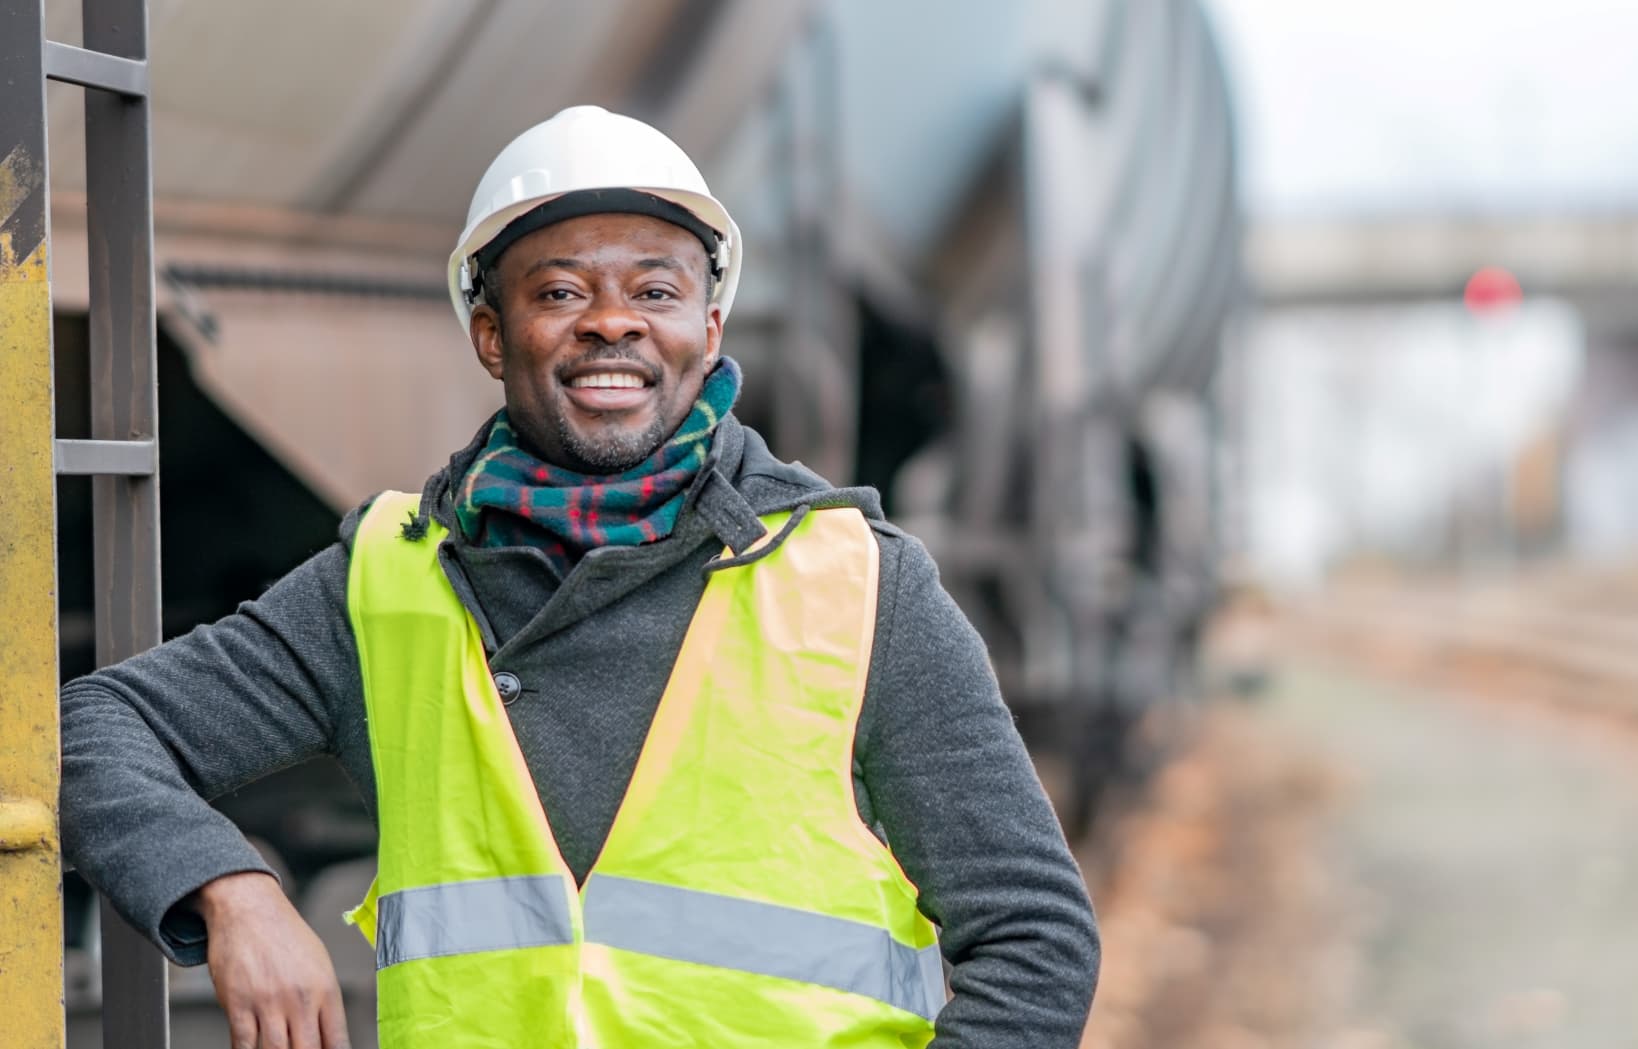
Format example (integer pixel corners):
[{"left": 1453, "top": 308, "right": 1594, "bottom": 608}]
[{"left": 1, "top": 0, "right": 167, "bottom": 1045}]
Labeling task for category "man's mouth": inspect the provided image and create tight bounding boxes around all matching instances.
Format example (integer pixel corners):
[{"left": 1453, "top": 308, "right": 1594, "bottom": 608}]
[
  {"left": 560, "top": 363, "right": 656, "bottom": 413},
  {"left": 568, "top": 372, "right": 648, "bottom": 389}
]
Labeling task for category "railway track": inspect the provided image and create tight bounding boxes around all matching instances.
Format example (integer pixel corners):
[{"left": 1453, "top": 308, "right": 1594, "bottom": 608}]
[{"left": 1287, "top": 571, "right": 1638, "bottom": 726}]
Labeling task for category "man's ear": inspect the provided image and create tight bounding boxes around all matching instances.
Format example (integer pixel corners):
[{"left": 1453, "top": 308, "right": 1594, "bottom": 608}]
[
  {"left": 471, "top": 305, "right": 505, "bottom": 380},
  {"left": 703, "top": 301, "right": 724, "bottom": 366}
]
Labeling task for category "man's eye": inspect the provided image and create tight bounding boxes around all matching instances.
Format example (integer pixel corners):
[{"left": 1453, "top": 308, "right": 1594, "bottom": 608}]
[
  {"left": 538, "top": 288, "right": 574, "bottom": 302},
  {"left": 639, "top": 288, "right": 674, "bottom": 300}
]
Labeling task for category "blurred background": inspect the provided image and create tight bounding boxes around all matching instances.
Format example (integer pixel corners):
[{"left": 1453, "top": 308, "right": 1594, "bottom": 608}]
[{"left": 35, "top": 0, "right": 1638, "bottom": 1046}]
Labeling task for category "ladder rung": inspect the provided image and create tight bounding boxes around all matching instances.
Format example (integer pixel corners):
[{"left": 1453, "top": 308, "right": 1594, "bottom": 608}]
[
  {"left": 43, "top": 41, "right": 148, "bottom": 98},
  {"left": 54, "top": 439, "right": 157, "bottom": 477}
]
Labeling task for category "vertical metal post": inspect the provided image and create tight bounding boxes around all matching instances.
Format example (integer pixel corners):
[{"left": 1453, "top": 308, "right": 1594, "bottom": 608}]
[
  {"left": 775, "top": 34, "right": 814, "bottom": 468},
  {"left": 776, "top": 15, "right": 852, "bottom": 482},
  {"left": 0, "top": 2, "right": 67, "bottom": 1046},
  {"left": 81, "top": 0, "right": 168, "bottom": 1045}
]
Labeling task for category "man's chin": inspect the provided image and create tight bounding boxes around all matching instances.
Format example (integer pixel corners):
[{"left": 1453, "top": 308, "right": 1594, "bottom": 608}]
[{"left": 558, "top": 421, "right": 666, "bottom": 475}]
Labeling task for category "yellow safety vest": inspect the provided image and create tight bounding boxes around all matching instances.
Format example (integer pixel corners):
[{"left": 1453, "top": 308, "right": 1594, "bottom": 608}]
[{"left": 343, "top": 491, "right": 944, "bottom": 1048}]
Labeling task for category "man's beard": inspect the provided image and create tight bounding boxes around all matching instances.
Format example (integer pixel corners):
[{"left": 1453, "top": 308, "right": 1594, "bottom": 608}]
[
  {"left": 539, "top": 340, "right": 674, "bottom": 474},
  {"left": 554, "top": 398, "right": 672, "bottom": 474}
]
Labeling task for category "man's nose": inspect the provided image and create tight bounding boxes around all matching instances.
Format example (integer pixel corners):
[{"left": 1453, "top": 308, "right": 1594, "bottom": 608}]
[{"left": 575, "top": 291, "right": 648, "bottom": 345}]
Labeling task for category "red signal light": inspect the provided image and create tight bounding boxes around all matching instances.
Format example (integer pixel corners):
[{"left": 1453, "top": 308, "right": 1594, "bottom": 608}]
[{"left": 1463, "top": 266, "right": 1522, "bottom": 314}]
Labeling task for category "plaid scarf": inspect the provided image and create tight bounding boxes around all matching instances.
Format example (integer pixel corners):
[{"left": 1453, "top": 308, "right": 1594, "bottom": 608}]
[{"left": 456, "top": 356, "right": 741, "bottom": 573}]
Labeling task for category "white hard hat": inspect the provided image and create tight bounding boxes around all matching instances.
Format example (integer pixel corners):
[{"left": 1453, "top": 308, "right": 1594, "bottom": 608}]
[{"left": 448, "top": 105, "right": 742, "bottom": 330}]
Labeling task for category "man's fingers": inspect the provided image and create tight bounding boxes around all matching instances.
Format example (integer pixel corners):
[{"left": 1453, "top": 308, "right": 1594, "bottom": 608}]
[
  {"left": 226, "top": 1008, "right": 259, "bottom": 1049},
  {"left": 288, "top": 1002, "right": 324, "bottom": 1049},
  {"left": 195, "top": 876, "right": 348, "bottom": 1049},
  {"left": 319, "top": 988, "right": 353, "bottom": 1049},
  {"left": 255, "top": 1009, "right": 293, "bottom": 1049}
]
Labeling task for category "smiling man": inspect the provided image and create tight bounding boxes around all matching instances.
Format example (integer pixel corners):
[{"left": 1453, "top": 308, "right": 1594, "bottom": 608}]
[{"left": 60, "top": 106, "right": 1099, "bottom": 1049}]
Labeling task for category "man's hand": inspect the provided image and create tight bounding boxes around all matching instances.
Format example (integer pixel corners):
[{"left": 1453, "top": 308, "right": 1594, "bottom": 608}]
[{"left": 193, "top": 871, "right": 352, "bottom": 1049}]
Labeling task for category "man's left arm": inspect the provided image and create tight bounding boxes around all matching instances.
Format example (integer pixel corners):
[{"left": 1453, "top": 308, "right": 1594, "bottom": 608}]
[{"left": 857, "top": 528, "right": 1099, "bottom": 1048}]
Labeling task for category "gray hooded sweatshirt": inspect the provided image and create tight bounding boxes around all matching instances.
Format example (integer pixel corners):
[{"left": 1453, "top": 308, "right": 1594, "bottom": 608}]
[{"left": 60, "top": 413, "right": 1099, "bottom": 1047}]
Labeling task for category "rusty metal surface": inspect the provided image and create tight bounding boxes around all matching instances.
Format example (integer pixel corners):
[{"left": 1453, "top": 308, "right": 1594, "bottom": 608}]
[
  {"left": 81, "top": 0, "right": 169, "bottom": 1044},
  {"left": 0, "top": 2, "right": 66, "bottom": 1045}
]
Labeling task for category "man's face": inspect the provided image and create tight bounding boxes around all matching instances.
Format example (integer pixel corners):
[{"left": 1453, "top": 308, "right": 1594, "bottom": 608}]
[{"left": 470, "top": 212, "right": 723, "bottom": 473}]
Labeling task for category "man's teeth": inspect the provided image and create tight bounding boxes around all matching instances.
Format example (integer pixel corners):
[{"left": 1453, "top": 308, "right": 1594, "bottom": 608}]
[{"left": 570, "top": 373, "right": 645, "bottom": 389}]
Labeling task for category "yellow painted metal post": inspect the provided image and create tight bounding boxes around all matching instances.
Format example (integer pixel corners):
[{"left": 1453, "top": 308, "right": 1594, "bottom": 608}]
[
  {"left": 0, "top": 1, "right": 65, "bottom": 1043},
  {"left": 0, "top": 175, "right": 65, "bottom": 1045}
]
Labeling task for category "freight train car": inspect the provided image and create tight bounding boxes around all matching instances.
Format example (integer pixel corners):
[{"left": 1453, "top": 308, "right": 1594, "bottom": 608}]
[{"left": 728, "top": 0, "right": 1241, "bottom": 833}]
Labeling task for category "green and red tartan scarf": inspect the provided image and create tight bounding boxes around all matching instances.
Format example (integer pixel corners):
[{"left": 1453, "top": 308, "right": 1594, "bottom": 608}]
[{"left": 455, "top": 356, "right": 741, "bottom": 573}]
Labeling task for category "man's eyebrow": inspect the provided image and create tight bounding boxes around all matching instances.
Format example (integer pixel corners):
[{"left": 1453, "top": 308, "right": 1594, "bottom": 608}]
[
  {"left": 635, "top": 256, "right": 686, "bottom": 273},
  {"left": 520, "top": 257, "right": 585, "bottom": 278}
]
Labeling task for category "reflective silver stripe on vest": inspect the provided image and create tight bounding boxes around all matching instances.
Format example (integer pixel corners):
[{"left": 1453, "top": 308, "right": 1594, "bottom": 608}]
[
  {"left": 583, "top": 874, "right": 947, "bottom": 1021},
  {"left": 375, "top": 874, "right": 574, "bottom": 969}
]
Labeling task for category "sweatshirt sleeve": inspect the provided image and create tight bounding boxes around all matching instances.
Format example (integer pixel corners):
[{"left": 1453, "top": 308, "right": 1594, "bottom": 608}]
[
  {"left": 59, "top": 534, "right": 367, "bottom": 966},
  {"left": 857, "top": 529, "right": 1100, "bottom": 1047}
]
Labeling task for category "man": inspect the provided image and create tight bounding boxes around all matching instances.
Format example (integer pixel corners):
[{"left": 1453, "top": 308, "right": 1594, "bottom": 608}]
[{"left": 61, "top": 105, "right": 1098, "bottom": 1048}]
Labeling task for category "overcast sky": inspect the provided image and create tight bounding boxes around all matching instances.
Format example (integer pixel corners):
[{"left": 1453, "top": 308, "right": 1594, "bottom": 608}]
[{"left": 1202, "top": 0, "right": 1638, "bottom": 218}]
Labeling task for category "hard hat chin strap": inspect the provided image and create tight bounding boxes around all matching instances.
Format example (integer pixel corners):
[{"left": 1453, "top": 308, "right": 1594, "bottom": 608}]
[{"left": 467, "top": 188, "right": 725, "bottom": 306}]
